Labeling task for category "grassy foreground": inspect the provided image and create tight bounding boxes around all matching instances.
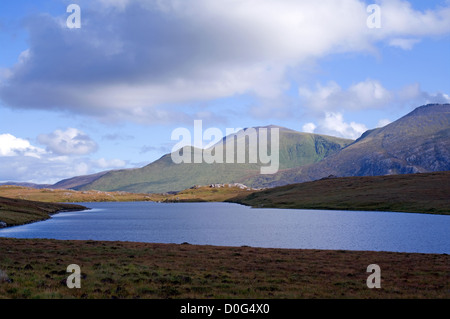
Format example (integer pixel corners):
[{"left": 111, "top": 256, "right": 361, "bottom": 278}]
[
  {"left": 229, "top": 171, "right": 450, "bottom": 215},
  {"left": 0, "top": 238, "right": 448, "bottom": 299}
]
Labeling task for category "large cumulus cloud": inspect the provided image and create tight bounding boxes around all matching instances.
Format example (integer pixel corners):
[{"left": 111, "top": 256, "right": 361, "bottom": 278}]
[
  {"left": 1, "top": 0, "right": 450, "bottom": 123},
  {"left": 0, "top": 131, "right": 125, "bottom": 184}
]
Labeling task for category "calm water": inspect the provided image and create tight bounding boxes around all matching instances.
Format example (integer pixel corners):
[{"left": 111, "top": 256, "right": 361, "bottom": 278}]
[{"left": 0, "top": 202, "right": 448, "bottom": 253}]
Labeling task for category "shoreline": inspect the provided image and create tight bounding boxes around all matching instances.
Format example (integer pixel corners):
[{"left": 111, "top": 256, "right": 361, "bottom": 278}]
[
  {"left": 2, "top": 197, "right": 448, "bottom": 231},
  {"left": 1, "top": 201, "right": 447, "bottom": 255},
  {"left": 3, "top": 196, "right": 447, "bottom": 231},
  {"left": 1, "top": 171, "right": 449, "bottom": 222},
  {"left": 227, "top": 172, "right": 450, "bottom": 216},
  {"left": 229, "top": 200, "right": 450, "bottom": 216},
  {"left": 0, "top": 196, "right": 88, "bottom": 228},
  {"left": 0, "top": 207, "right": 90, "bottom": 230}
]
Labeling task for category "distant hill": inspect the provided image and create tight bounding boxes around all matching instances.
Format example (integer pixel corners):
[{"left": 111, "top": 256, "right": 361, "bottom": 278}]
[
  {"left": 0, "top": 172, "right": 111, "bottom": 191},
  {"left": 0, "top": 182, "right": 51, "bottom": 189},
  {"left": 50, "top": 171, "right": 111, "bottom": 190},
  {"left": 76, "top": 127, "right": 352, "bottom": 193},
  {"left": 249, "top": 104, "right": 450, "bottom": 187}
]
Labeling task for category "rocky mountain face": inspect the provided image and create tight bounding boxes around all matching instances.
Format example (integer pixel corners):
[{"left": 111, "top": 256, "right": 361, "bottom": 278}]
[{"left": 249, "top": 104, "right": 450, "bottom": 188}]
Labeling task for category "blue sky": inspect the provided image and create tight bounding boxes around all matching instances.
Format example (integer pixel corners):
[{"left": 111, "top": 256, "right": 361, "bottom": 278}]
[{"left": 1, "top": 0, "right": 449, "bottom": 184}]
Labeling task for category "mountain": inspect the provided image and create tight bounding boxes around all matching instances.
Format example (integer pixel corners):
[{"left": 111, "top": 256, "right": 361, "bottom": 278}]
[
  {"left": 0, "top": 182, "right": 51, "bottom": 189},
  {"left": 1, "top": 172, "right": 111, "bottom": 191},
  {"left": 50, "top": 171, "right": 111, "bottom": 190},
  {"left": 249, "top": 104, "right": 450, "bottom": 187},
  {"left": 41, "top": 103, "right": 450, "bottom": 193},
  {"left": 76, "top": 127, "right": 352, "bottom": 193}
]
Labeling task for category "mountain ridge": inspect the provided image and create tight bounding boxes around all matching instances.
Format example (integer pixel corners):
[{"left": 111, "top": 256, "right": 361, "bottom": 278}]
[
  {"left": 76, "top": 128, "right": 352, "bottom": 193},
  {"left": 3, "top": 104, "right": 449, "bottom": 193},
  {"left": 248, "top": 103, "right": 450, "bottom": 188}
]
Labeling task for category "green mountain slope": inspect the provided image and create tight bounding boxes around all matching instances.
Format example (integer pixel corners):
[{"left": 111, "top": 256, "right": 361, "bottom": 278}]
[
  {"left": 249, "top": 104, "right": 450, "bottom": 187},
  {"left": 78, "top": 127, "right": 352, "bottom": 193},
  {"left": 51, "top": 171, "right": 111, "bottom": 190},
  {"left": 54, "top": 104, "right": 450, "bottom": 193}
]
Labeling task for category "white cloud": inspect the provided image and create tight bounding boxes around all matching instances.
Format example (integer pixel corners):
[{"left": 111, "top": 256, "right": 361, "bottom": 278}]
[
  {"left": 0, "top": 134, "right": 45, "bottom": 158},
  {"left": 1, "top": 0, "right": 449, "bottom": 122},
  {"left": 300, "top": 79, "right": 450, "bottom": 115},
  {"left": 0, "top": 156, "right": 77, "bottom": 184},
  {"left": 74, "top": 162, "right": 90, "bottom": 176},
  {"left": 299, "top": 79, "right": 393, "bottom": 112},
  {"left": 38, "top": 128, "right": 98, "bottom": 155},
  {"left": 422, "top": 92, "right": 450, "bottom": 104},
  {"left": 388, "top": 38, "right": 421, "bottom": 50},
  {"left": 0, "top": 68, "right": 12, "bottom": 80},
  {"left": 95, "top": 158, "right": 126, "bottom": 169},
  {"left": 379, "top": 0, "right": 450, "bottom": 37},
  {"left": 299, "top": 82, "right": 340, "bottom": 111},
  {"left": 348, "top": 80, "right": 393, "bottom": 105},
  {"left": 377, "top": 119, "right": 392, "bottom": 127},
  {"left": 396, "top": 83, "right": 450, "bottom": 104},
  {"left": 96, "top": 0, "right": 131, "bottom": 11},
  {"left": 0, "top": 131, "right": 129, "bottom": 184},
  {"left": 302, "top": 123, "right": 317, "bottom": 133},
  {"left": 312, "top": 112, "right": 367, "bottom": 140},
  {"left": 0, "top": 152, "right": 128, "bottom": 185}
]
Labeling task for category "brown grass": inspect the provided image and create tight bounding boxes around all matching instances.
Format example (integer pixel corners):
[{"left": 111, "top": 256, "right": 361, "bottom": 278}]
[
  {"left": 0, "top": 196, "right": 86, "bottom": 227},
  {"left": 0, "top": 238, "right": 448, "bottom": 299},
  {"left": 0, "top": 185, "right": 159, "bottom": 203},
  {"left": 163, "top": 185, "right": 258, "bottom": 202},
  {"left": 0, "top": 184, "right": 253, "bottom": 204},
  {"left": 230, "top": 171, "right": 450, "bottom": 215}
]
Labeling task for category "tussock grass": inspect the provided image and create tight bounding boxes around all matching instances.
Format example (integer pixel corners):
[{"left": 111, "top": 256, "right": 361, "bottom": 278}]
[
  {"left": 0, "top": 196, "right": 87, "bottom": 227},
  {"left": 0, "top": 186, "right": 158, "bottom": 203},
  {"left": 0, "top": 238, "right": 448, "bottom": 299},
  {"left": 230, "top": 171, "right": 450, "bottom": 215}
]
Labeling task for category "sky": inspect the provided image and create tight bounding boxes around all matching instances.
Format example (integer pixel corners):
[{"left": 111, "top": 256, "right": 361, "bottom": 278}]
[{"left": 0, "top": 0, "right": 449, "bottom": 184}]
